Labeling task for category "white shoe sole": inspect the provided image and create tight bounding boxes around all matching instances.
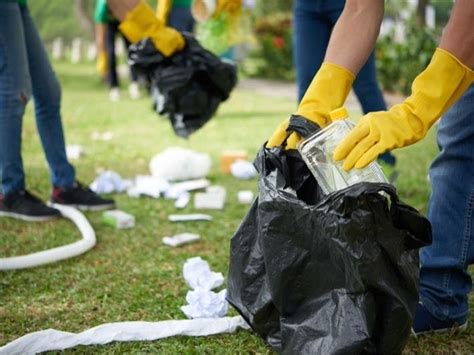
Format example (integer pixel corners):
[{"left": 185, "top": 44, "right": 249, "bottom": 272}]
[
  {"left": 411, "top": 321, "right": 468, "bottom": 337},
  {"left": 50, "top": 202, "right": 115, "bottom": 212},
  {"left": 0, "top": 210, "right": 60, "bottom": 222}
]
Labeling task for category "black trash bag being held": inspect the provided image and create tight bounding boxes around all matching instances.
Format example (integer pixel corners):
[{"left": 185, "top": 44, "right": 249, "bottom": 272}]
[
  {"left": 227, "top": 120, "right": 432, "bottom": 354},
  {"left": 128, "top": 33, "right": 237, "bottom": 138}
]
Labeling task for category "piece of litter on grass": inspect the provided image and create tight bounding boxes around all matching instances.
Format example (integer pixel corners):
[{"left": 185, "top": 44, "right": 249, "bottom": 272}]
[
  {"left": 149, "top": 147, "right": 212, "bottom": 181},
  {"left": 91, "top": 131, "right": 114, "bottom": 141},
  {"left": 90, "top": 171, "right": 133, "bottom": 194},
  {"left": 181, "top": 289, "right": 228, "bottom": 319},
  {"left": 237, "top": 190, "right": 254, "bottom": 204},
  {"left": 165, "top": 179, "right": 210, "bottom": 199},
  {"left": 175, "top": 192, "right": 191, "bottom": 209},
  {"left": 66, "top": 145, "right": 85, "bottom": 160},
  {"left": 230, "top": 160, "right": 257, "bottom": 180},
  {"left": 102, "top": 210, "right": 135, "bottom": 229},
  {"left": 127, "top": 175, "right": 170, "bottom": 199},
  {"left": 162, "top": 233, "right": 200, "bottom": 247},
  {"left": 168, "top": 214, "right": 213, "bottom": 222},
  {"left": 183, "top": 256, "right": 224, "bottom": 290},
  {"left": 194, "top": 186, "right": 226, "bottom": 210},
  {"left": 220, "top": 150, "right": 248, "bottom": 173}
]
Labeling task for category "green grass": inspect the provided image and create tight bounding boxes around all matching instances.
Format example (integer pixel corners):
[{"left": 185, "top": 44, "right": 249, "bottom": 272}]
[{"left": 1, "top": 61, "right": 473, "bottom": 354}]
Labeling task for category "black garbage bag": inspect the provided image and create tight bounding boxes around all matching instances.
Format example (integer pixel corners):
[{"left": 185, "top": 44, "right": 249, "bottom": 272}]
[
  {"left": 128, "top": 33, "right": 238, "bottom": 138},
  {"left": 227, "top": 121, "right": 432, "bottom": 354}
]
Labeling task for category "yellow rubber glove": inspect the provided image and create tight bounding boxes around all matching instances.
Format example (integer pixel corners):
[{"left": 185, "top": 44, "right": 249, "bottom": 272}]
[
  {"left": 192, "top": 0, "right": 241, "bottom": 22},
  {"left": 334, "top": 48, "right": 474, "bottom": 171},
  {"left": 96, "top": 50, "right": 108, "bottom": 78},
  {"left": 119, "top": 0, "right": 184, "bottom": 57},
  {"left": 156, "top": 0, "right": 173, "bottom": 25},
  {"left": 266, "top": 62, "right": 355, "bottom": 149},
  {"left": 215, "top": 0, "right": 241, "bottom": 17}
]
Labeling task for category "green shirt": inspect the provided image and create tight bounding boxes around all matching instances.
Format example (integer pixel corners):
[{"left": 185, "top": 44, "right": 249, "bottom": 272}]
[
  {"left": 94, "top": 0, "right": 114, "bottom": 24},
  {"left": 173, "top": 0, "right": 192, "bottom": 7},
  {"left": 0, "top": 0, "right": 27, "bottom": 5}
]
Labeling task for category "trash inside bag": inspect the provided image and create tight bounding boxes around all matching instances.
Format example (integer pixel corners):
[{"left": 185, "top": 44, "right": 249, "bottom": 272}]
[
  {"left": 226, "top": 119, "right": 432, "bottom": 354},
  {"left": 129, "top": 34, "right": 238, "bottom": 138}
]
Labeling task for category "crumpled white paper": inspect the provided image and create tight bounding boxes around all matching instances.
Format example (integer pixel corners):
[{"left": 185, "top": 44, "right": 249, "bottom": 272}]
[
  {"left": 230, "top": 160, "right": 257, "bottom": 180},
  {"left": 181, "top": 289, "right": 228, "bottom": 319},
  {"left": 183, "top": 257, "right": 224, "bottom": 291},
  {"left": 149, "top": 147, "right": 212, "bottom": 181},
  {"left": 90, "top": 171, "right": 133, "bottom": 194},
  {"left": 0, "top": 316, "right": 249, "bottom": 354}
]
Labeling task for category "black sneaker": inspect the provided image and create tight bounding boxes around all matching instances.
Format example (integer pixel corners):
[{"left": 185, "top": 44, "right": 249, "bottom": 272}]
[
  {"left": 0, "top": 190, "right": 61, "bottom": 222},
  {"left": 51, "top": 181, "right": 115, "bottom": 211}
]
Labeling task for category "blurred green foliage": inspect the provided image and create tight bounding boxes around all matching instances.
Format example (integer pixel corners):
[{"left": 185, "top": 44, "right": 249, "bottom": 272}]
[{"left": 376, "top": 21, "right": 439, "bottom": 95}]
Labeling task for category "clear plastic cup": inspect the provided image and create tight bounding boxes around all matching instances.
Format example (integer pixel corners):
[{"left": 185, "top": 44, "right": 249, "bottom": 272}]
[{"left": 298, "top": 119, "right": 388, "bottom": 195}]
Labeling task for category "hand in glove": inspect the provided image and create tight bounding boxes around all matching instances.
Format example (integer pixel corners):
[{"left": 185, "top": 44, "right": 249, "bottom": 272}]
[
  {"left": 266, "top": 63, "right": 355, "bottom": 149},
  {"left": 334, "top": 48, "right": 474, "bottom": 170},
  {"left": 119, "top": 0, "right": 184, "bottom": 57}
]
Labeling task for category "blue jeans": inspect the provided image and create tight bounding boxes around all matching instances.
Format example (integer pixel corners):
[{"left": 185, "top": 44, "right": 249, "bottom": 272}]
[
  {"left": 293, "top": 0, "right": 396, "bottom": 165},
  {"left": 420, "top": 85, "right": 474, "bottom": 321},
  {"left": 0, "top": 3, "right": 75, "bottom": 196},
  {"left": 168, "top": 6, "right": 195, "bottom": 33}
]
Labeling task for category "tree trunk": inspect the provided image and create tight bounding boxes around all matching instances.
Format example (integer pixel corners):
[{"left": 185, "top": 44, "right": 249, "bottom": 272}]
[
  {"left": 74, "top": 0, "right": 94, "bottom": 38},
  {"left": 416, "top": 0, "right": 428, "bottom": 26}
]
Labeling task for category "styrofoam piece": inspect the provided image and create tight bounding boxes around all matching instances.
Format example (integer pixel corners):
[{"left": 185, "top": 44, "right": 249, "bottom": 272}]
[
  {"left": 162, "top": 233, "right": 200, "bottom": 247},
  {"left": 102, "top": 210, "right": 135, "bottom": 229},
  {"left": 0, "top": 316, "right": 250, "bottom": 354},
  {"left": 183, "top": 257, "right": 224, "bottom": 290},
  {"left": 91, "top": 131, "right": 114, "bottom": 141},
  {"left": 194, "top": 186, "right": 226, "bottom": 210},
  {"left": 237, "top": 190, "right": 254, "bottom": 204},
  {"left": 168, "top": 214, "right": 213, "bottom": 222},
  {"left": 0, "top": 204, "right": 96, "bottom": 271},
  {"left": 175, "top": 192, "right": 191, "bottom": 209},
  {"left": 149, "top": 148, "right": 212, "bottom": 181}
]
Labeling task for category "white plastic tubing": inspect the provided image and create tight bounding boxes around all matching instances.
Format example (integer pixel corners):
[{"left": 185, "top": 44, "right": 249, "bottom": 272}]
[
  {"left": 0, "top": 316, "right": 250, "bottom": 354},
  {"left": 0, "top": 204, "right": 96, "bottom": 271}
]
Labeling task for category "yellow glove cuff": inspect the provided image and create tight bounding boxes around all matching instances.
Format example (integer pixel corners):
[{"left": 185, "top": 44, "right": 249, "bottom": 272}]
[
  {"left": 295, "top": 62, "right": 355, "bottom": 127},
  {"left": 119, "top": 0, "right": 185, "bottom": 57},
  {"left": 156, "top": 0, "right": 173, "bottom": 25}
]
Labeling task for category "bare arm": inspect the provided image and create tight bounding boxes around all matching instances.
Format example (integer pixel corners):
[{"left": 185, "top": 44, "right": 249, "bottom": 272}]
[
  {"left": 439, "top": 0, "right": 474, "bottom": 67},
  {"left": 107, "top": 0, "right": 139, "bottom": 21},
  {"left": 324, "top": 0, "right": 384, "bottom": 74}
]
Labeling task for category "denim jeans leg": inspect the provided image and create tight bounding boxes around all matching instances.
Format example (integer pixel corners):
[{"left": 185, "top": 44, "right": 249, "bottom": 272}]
[
  {"left": 168, "top": 6, "right": 195, "bottom": 33},
  {"left": 420, "top": 85, "right": 474, "bottom": 321},
  {"left": 293, "top": 4, "right": 331, "bottom": 101},
  {"left": 0, "top": 3, "right": 31, "bottom": 196},
  {"left": 21, "top": 5, "right": 75, "bottom": 189}
]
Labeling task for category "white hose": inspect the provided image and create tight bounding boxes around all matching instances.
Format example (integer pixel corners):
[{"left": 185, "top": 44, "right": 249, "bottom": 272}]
[
  {"left": 0, "top": 316, "right": 250, "bottom": 354},
  {"left": 0, "top": 204, "right": 96, "bottom": 271}
]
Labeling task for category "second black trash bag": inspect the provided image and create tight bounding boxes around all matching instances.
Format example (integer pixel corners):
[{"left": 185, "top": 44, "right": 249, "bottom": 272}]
[
  {"left": 128, "top": 34, "right": 238, "bottom": 138},
  {"left": 227, "top": 141, "right": 432, "bottom": 354}
]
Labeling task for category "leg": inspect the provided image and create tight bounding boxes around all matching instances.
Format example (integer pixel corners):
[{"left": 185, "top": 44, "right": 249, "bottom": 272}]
[
  {"left": 167, "top": 6, "right": 195, "bottom": 33},
  {"left": 106, "top": 21, "right": 120, "bottom": 88},
  {"left": 293, "top": 3, "right": 331, "bottom": 102},
  {"left": 0, "top": 3, "right": 31, "bottom": 196},
  {"left": 420, "top": 85, "right": 474, "bottom": 322},
  {"left": 20, "top": 5, "right": 75, "bottom": 189}
]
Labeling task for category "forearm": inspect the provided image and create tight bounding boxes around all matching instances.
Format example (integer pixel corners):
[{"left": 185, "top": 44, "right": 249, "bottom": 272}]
[
  {"left": 95, "top": 24, "right": 106, "bottom": 52},
  {"left": 439, "top": 0, "right": 474, "bottom": 67},
  {"left": 107, "top": 0, "right": 139, "bottom": 21},
  {"left": 324, "top": 0, "right": 384, "bottom": 75}
]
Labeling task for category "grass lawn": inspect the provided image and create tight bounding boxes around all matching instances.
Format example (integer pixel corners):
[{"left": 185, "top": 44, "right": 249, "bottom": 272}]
[{"left": 1, "top": 61, "right": 473, "bottom": 354}]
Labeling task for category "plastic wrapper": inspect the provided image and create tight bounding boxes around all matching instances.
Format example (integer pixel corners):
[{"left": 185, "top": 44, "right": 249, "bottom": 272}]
[
  {"left": 129, "top": 34, "right": 238, "bottom": 138},
  {"left": 226, "top": 119, "right": 432, "bottom": 354}
]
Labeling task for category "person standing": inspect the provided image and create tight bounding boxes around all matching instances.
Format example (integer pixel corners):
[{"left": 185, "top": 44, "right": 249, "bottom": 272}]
[{"left": 0, "top": 0, "right": 115, "bottom": 221}]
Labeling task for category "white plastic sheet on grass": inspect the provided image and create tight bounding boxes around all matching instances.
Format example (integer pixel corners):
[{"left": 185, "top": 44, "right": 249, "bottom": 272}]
[{"left": 0, "top": 316, "right": 250, "bottom": 354}]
